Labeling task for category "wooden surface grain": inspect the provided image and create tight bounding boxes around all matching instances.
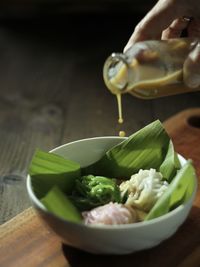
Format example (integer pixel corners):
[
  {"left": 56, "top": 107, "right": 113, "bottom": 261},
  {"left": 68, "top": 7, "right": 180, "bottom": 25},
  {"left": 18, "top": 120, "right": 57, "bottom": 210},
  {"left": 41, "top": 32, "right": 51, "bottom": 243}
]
[
  {"left": 0, "top": 108, "right": 200, "bottom": 266},
  {"left": 0, "top": 14, "right": 200, "bottom": 225},
  {"left": 0, "top": 208, "right": 69, "bottom": 267}
]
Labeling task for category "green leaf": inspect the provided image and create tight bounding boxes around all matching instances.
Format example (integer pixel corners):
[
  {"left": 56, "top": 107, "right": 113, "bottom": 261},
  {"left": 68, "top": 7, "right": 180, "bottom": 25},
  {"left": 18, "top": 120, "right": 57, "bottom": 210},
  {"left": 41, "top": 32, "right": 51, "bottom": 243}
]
[
  {"left": 41, "top": 186, "right": 82, "bottom": 223},
  {"left": 159, "top": 141, "right": 181, "bottom": 181},
  {"left": 83, "top": 120, "right": 171, "bottom": 178},
  {"left": 145, "top": 160, "right": 196, "bottom": 220},
  {"left": 29, "top": 149, "right": 81, "bottom": 198}
]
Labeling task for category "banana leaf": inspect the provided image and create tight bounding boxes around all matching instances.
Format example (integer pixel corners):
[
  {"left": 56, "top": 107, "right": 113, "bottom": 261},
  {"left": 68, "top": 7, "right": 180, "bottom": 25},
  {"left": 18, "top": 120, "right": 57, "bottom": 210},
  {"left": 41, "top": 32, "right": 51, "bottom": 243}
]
[
  {"left": 83, "top": 120, "right": 174, "bottom": 178},
  {"left": 159, "top": 140, "right": 181, "bottom": 181},
  {"left": 41, "top": 186, "right": 82, "bottom": 223},
  {"left": 29, "top": 149, "right": 81, "bottom": 198},
  {"left": 146, "top": 160, "right": 196, "bottom": 220}
]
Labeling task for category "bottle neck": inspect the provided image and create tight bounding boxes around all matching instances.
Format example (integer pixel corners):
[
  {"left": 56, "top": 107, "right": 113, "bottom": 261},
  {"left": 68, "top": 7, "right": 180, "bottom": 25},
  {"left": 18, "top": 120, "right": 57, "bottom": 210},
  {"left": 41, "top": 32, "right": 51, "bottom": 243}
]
[{"left": 103, "top": 53, "right": 130, "bottom": 95}]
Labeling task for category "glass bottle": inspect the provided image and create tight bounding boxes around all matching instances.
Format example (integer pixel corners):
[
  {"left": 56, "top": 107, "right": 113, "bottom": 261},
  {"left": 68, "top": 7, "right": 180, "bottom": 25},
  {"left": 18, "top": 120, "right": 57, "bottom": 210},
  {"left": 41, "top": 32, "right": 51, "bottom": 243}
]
[{"left": 103, "top": 38, "right": 200, "bottom": 99}]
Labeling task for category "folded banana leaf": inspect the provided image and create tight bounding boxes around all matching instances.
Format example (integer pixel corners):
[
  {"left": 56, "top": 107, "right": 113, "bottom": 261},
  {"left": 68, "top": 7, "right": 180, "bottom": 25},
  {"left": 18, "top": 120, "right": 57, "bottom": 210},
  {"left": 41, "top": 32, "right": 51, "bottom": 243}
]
[
  {"left": 29, "top": 149, "right": 81, "bottom": 198},
  {"left": 146, "top": 160, "right": 196, "bottom": 220},
  {"left": 159, "top": 140, "right": 181, "bottom": 181},
  {"left": 41, "top": 186, "right": 82, "bottom": 223},
  {"left": 83, "top": 120, "right": 180, "bottom": 179}
]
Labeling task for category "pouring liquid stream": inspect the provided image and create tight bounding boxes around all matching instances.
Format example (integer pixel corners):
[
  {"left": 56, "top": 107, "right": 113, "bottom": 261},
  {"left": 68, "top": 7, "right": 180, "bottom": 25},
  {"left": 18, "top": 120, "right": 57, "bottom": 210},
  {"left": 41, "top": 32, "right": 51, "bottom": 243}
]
[{"left": 116, "top": 93, "right": 126, "bottom": 137}]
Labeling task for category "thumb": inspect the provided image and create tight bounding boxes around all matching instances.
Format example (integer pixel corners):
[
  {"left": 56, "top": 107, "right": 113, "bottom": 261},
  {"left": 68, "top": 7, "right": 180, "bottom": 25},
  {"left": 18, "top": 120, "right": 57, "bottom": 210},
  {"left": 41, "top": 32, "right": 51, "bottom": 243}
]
[{"left": 124, "top": 0, "right": 182, "bottom": 51}]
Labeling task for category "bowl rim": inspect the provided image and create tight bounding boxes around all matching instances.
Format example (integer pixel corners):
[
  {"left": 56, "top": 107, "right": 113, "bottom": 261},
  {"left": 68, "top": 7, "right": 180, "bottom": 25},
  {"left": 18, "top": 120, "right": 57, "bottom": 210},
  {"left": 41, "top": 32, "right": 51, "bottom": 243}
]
[{"left": 27, "top": 136, "right": 198, "bottom": 230}]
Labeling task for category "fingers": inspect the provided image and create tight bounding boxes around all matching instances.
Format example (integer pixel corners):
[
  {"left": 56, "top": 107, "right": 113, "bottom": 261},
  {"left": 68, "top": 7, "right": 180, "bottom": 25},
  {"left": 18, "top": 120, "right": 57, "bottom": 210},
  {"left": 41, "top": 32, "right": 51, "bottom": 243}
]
[
  {"left": 161, "top": 18, "right": 191, "bottom": 39},
  {"left": 184, "top": 42, "right": 200, "bottom": 88},
  {"left": 124, "top": 0, "right": 181, "bottom": 51}
]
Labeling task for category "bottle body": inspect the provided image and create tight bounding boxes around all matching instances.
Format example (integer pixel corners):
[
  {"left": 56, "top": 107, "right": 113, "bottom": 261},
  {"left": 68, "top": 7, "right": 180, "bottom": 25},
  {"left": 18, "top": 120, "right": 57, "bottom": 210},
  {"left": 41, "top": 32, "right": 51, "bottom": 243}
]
[{"left": 103, "top": 38, "right": 199, "bottom": 99}]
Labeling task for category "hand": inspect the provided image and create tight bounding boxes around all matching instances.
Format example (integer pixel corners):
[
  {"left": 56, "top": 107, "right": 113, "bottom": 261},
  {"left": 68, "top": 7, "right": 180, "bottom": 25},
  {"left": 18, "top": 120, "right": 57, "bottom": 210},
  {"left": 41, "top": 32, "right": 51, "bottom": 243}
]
[{"left": 124, "top": 0, "right": 200, "bottom": 88}]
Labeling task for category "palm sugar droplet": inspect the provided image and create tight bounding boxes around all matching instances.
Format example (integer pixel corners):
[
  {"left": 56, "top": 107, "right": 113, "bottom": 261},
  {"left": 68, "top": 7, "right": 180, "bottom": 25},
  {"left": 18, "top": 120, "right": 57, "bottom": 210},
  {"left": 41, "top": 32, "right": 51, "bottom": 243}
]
[
  {"left": 119, "top": 131, "right": 126, "bottom": 137},
  {"left": 118, "top": 118, "right": 123, "bottom": 124}
]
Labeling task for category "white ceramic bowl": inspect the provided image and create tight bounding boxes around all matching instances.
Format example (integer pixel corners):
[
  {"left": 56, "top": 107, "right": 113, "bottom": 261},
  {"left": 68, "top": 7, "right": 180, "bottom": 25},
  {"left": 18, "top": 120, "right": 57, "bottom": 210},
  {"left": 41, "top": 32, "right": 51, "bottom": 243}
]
[{"left": 27, "top": 137, "right": 197, "bottom": 255}]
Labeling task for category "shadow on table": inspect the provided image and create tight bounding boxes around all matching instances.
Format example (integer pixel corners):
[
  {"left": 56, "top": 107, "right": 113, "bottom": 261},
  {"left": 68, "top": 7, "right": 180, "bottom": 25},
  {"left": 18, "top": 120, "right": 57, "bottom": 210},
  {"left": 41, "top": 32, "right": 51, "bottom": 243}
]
[
  {"left": 62, "top": 244, "right": 148, "bottom": 267},
  {"left": 62, "top": 206, "right": 200, "bottom": 267}
]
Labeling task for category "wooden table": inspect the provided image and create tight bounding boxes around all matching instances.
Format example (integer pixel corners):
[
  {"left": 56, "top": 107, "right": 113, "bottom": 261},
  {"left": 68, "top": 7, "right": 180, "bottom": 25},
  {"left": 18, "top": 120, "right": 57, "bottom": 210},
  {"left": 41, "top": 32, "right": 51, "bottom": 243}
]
[{"left": 0, "top": 13, "right": 200, "bottom": 266}]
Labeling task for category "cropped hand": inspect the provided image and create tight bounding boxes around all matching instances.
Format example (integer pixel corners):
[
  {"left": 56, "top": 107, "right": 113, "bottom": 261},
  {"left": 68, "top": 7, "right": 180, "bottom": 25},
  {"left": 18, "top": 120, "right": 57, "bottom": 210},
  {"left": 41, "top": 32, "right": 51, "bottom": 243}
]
[{"left": 124, "top": 0, "right": 200, "bottom": 88}]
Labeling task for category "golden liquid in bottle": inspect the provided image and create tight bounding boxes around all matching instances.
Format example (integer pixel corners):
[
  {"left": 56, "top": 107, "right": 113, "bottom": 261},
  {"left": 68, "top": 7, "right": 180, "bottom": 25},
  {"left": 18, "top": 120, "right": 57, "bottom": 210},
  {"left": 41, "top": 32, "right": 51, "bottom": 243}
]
[
  {"left": 111, "top": 62, "right": 186, "bottom": 99},
  {"left": 106, "top": 39, "right": 200, "bottom": 99}
]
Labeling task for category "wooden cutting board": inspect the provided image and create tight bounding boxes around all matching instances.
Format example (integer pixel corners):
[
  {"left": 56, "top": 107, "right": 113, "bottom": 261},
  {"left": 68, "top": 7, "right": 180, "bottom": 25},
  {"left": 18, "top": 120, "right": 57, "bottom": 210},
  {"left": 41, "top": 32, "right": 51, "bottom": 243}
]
[{"left": 1, "top": 108, "right": 200, "bottom": 267}]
